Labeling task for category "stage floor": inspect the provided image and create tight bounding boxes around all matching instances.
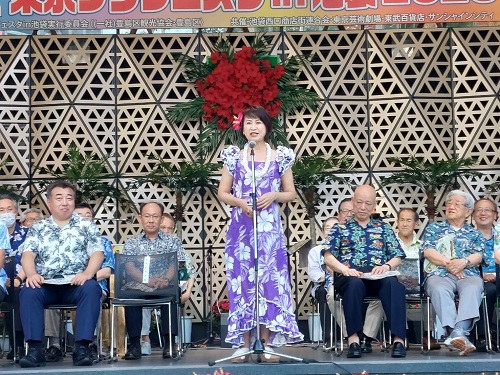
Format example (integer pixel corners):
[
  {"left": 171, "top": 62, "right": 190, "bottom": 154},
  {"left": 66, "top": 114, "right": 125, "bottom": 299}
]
[{"left": 0, "top": 343, "right": 499, "bottom": 375}]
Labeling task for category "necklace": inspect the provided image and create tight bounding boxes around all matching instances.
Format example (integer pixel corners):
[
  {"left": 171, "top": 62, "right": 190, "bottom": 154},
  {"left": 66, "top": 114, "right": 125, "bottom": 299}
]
[{"left": 242, "top": 142, "right": 271, "bottom": 179}]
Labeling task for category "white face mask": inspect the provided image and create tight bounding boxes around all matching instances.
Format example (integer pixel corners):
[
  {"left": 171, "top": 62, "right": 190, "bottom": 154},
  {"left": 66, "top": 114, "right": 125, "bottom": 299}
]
[{"left": 0, "top": 212, "right": 16, "bottom": 228}]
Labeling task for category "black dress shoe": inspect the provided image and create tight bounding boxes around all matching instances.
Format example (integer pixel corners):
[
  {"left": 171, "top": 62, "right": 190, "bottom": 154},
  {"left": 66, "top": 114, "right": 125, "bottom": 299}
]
[
  {"left": 162, "top": 345, "right": 179, "bottom": 359},
  {"left": 45, "top": 345, "right": 63, "bottom": 362},
  {"left": 346, "top": 342, "right": 362, "bottom": 358},
  {"left": 124, "top": 343, "right": 142, "bottom": 360},
  {"left": 73, "top": 345, "right": 93, "bottom": 366},
  {"left": 391, "top": 342, "right": 406, "bottom": 358},
  {"left": 19, "top": 347, "right": 46, "bottom": 368},
  {"left": 361, "top": 341, "right": 372, "bottom": 353}
]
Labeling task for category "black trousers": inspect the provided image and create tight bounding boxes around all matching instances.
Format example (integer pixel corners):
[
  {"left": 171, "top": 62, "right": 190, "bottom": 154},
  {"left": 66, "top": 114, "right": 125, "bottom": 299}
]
[
  {"left": 476, "top": 281, "right": 496, "bottom": 337},
  {"left": 335, "top": 275, "right": 407, "bottom": 339},
  {"left": 125, "top": 303, "right": 178, "bottom": 338},
  {"left": 314, "top": 286, "right": 332, "bottom": 340}
]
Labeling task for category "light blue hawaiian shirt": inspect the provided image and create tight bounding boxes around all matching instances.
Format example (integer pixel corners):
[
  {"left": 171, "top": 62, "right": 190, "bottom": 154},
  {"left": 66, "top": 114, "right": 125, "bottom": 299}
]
[
  {"left": 0, "top": 222, "right": 10, "bottom": 292},
  {"left": 19, "top": 213, "right": 104, "bottom": 279},
  {"left": 421, "top": 220, "right": 486, "bottom": 278},
  {"left": 321, "top": 217, "right": 405, "bottom": 275},
  {"left": 99, "top": 236, "right": 115, "bottom": 292},
  {"left": 481, "top": 226, "right": 498, "bottom": 274}
]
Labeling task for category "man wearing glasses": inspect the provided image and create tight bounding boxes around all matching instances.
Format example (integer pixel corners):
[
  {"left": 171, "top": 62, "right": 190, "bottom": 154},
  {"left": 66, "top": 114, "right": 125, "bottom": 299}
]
[
  {"left": 20, "top": 208, "right": 44, "bottom": 228},
  {"left": 471, "top": 197, "right": 500, "bottom": 351},
  {"left": 422, "top": 190, "right": 485, "bottom": 356},
  {"left": 122, "top": 202, "right": 193, "bottom": 360}
]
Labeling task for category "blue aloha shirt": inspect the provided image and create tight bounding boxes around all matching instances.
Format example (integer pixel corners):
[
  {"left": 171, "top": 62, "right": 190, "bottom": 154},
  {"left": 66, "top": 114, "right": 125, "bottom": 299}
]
[
  {"left": 99, "top": 236, "right": 115, "bottom": 292},
  {"left": 123, "top": 231, "right": 195, "bottom": 280},
  {"left": 4, "top": 222, "right": 28, "bottom": 279},
  {"left": 478, "top": 226, "right": 498, "bottom": 274},
  {"left": 321, "top": 217, "right": 406, "bottom": 275},
  {"left": 0, "top": 222, "right": 10, "bottom": 293},
  {"left": 421, "top": 220, "right": 486, "bottom": 279},
  {"left": 19, "top": 213, "right": 104, "bottom": 279}
]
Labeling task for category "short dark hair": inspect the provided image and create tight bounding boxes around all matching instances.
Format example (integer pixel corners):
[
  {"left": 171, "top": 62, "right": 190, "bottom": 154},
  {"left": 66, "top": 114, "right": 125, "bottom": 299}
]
[
  {"left": 75, "top": 202, "right": 95, "bottom": 218},
  {"left": 397, "top": 208, "right": 419, "bottom": 222},
  {"left": 162, "top": 212, "right": 175, "bottom": 223},
  {"left": 139, "top": 202, "right": 164, "bottom": 215},
  {"left": 46, "top": 181, "right": 76, "bottom": 199},
  {"left": 338, "top": 197, "right": 352, "bottom": 211},
  {"left": 240, "top": 106, "right": 273, "bottom": 142}
]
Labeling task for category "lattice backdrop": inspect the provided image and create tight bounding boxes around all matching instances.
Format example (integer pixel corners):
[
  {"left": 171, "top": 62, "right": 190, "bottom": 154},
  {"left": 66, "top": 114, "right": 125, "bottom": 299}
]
[{"left": 1, "top": 29, "right": 499, "bottom": 330}]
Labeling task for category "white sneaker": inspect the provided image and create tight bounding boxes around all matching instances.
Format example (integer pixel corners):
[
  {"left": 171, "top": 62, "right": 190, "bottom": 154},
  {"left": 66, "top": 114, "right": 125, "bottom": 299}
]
[
  {"left": 141, "top": 341, "right": 152, "bottom": 355},
  {"left": 263, "top": 346, "right": 280, "bottom": 362},
  {"left": 231, "top": 347, "right": 249, "bottom": 363}
]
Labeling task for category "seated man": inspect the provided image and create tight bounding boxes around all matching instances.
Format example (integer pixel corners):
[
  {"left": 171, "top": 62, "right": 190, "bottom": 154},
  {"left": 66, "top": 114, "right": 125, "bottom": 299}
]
[
  {"left": 123, "top": 202, "right": 194, "bottom": 360},
  {"left": 396, "top": 207, "right": 439, "bottom": 349},
  {"left": 422, "top": 190, "right": 485, "bottom": 356},
  {"left": 44, "top": 202, "right": 115, "bottom": 362},
  {"left": 140, "top": 212, "right": 195, "bottom": 355},
  {"left": 20, "top": 208, "right": 44, "bottom": 228},
  {"left": 308, "top": 217, "right": 337, "bottom": 342},
  {"left": 471, "top": 197, "right": 499, "bottom": 351},
  {"left": 0, "top": 221, "right": 8, "bottom": 305},
  {"left": 18, "top": 181, "right": 104, "bottom": 368},
  {"left": 322, "top": 185, "right": 407, "bottom": 359},
  {"left": 0, "top": 194, "right": 29, "bottom": 358}
]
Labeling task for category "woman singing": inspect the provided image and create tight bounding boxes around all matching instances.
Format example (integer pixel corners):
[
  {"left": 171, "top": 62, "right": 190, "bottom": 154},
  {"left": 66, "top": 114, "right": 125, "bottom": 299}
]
[{"left": 217, "top": 106, "right": 303, "bottom": 363}]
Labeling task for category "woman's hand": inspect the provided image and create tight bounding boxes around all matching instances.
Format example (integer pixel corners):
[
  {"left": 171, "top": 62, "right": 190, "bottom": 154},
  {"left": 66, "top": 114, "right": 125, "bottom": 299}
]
[
  {"left": 240, "top": 199, "right": 253, "bottom": 217},
  {"left": 256, "top": 192, "right": 277, "bottom": 210}
]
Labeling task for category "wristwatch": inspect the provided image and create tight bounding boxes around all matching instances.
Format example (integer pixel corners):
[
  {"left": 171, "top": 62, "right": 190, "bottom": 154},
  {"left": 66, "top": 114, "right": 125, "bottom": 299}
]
[{"left": 464, "top": 258, "right": 471, "bottom": 268}]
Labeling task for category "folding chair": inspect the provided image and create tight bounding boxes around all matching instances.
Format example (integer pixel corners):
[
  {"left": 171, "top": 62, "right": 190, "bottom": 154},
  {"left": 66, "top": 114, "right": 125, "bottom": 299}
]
[
  {"left": 331, "top": 290, "right": 387, "bottom": 356},
  {"left": 109, "top": 252, "right": 180, "bottom": 361},
  {"left": 421, "top": 264, "right": 492, "bottom": 354}
]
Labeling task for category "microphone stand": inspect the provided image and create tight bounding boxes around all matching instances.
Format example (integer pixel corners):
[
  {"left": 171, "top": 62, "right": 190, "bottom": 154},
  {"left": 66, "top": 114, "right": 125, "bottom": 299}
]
[
  {"left": 210, "top": 142, "right": 304, "bottom": 365},
  {"left": 203, "top": 241, "right": 214, "bottom": 345}
]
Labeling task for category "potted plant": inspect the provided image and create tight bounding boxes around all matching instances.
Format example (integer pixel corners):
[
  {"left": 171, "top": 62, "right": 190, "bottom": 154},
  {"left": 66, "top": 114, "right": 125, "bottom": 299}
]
[
  {"left": 293, "top": 153, "right": 353, "bottom": 245},
  {"left": 34, "top": 142, "right": 132, "bottom": 209},
  {"left": 139, "top": 155, "right": 220, "bottom": 238},
  {"left": 380, "top": 155, "right": 481, "bottom": 222}
]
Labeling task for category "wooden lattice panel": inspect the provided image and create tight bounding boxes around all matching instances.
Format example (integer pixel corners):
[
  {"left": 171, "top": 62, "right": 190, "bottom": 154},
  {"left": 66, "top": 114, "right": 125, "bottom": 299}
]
[{"left": 0, "top": 29, "right": 499, "bottom": 325}]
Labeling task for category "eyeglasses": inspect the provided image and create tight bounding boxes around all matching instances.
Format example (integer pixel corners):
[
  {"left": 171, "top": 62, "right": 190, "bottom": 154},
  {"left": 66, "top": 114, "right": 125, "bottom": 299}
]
[
  {"left": 474, "top": 208, "right": 496, "bottom": 214},
  {"left": 142, "top": 214, "right": 162, "bottom": 221},
  {"left": 162, "top": 226, "right": 175, "bottom": 230},
  {"left": 339, "top": 209, "right": 353, "bottom": 214},
  {"left": 445, "top": 200, "right": 467, "bottom": 208},
  {"left": 24, "top": 218, "right": 41, "bottom": 223}
]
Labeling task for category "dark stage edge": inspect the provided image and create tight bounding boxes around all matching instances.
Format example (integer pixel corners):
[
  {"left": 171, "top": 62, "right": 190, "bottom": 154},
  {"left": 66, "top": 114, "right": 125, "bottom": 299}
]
[{"left": 1, "top": 344, "right": 499, "bottom": 375}]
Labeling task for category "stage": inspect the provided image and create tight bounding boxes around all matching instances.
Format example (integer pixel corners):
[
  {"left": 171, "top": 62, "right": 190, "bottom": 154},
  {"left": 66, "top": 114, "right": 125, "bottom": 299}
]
[{"left": 1, "top": 343, "right": 499, "bottom": 375}]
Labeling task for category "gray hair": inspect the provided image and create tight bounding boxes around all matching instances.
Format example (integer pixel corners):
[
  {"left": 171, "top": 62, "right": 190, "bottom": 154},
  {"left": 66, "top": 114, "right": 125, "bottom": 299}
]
[
  {"left": 20, "top": 208, "right": 44, "bottom": 222},
  {"left": 445, "top": 190, "right": 475, "bottom": 209},
  {"left": 0, "top": 194, "right": 18, "bottom": 211}
]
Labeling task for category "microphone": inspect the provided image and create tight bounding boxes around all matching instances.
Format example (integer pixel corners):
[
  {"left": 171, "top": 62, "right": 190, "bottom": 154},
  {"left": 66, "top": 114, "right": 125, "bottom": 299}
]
[{"left": 248, "top": 141, "right": 256, "bottom": 149}]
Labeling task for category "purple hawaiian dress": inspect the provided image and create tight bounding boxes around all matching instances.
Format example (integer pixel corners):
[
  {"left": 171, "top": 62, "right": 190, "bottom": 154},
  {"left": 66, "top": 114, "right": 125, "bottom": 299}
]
[{"left": 221, "top": 144, "right": 304, "bottom": 347}]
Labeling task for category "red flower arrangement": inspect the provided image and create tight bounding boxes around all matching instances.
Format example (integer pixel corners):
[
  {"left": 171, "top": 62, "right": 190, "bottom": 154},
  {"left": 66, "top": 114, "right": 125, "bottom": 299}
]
[
  {"left": 197, "top": 45, "right": 285, "bottom": 131},
  {"left": 212, "top": 299, "right": 230, "bottom": 316},
  {"left": 167, "top": 33, "right": 320, "bottom": 157}
]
